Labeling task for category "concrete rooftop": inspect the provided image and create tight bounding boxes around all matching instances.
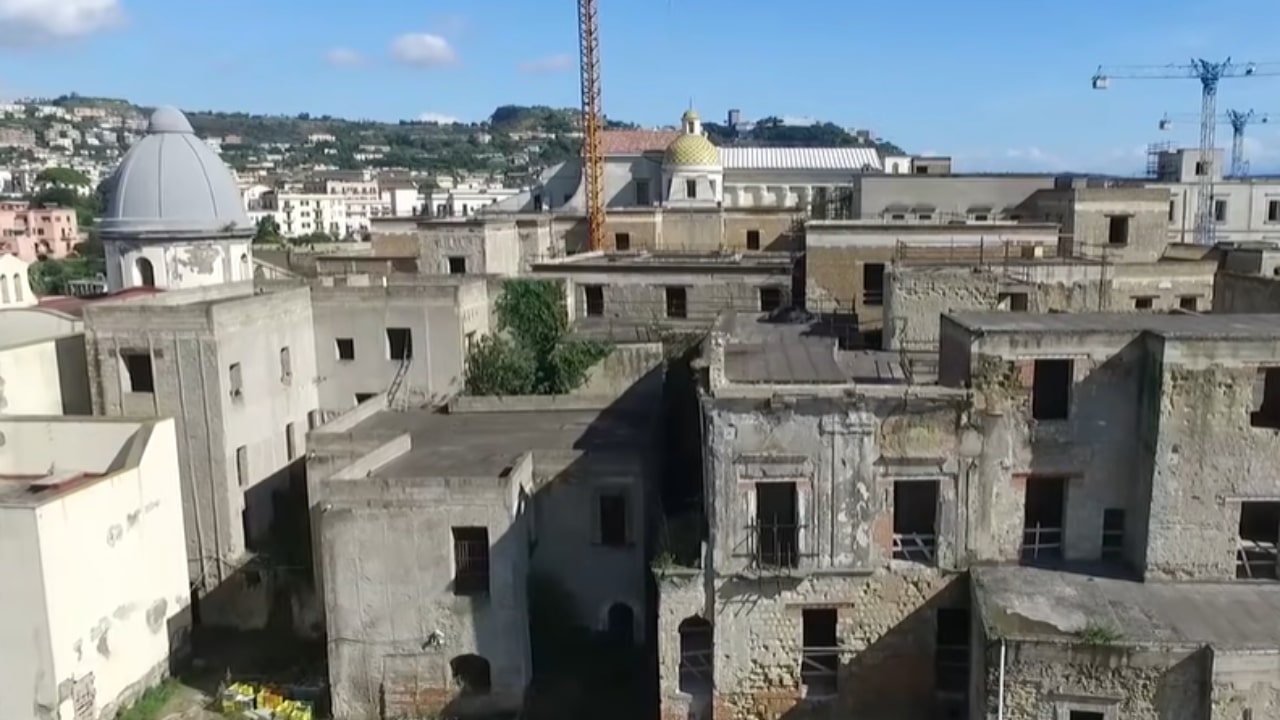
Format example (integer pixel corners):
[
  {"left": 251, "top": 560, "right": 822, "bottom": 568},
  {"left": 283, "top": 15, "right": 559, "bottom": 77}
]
[
  {"left": 345, "top": 405, "right": 651, "bottom": 479},
  {"left": 0, "top": 416, "right": 159, "bottom": 506},
  {"left": 532, "top": 250, "right": 795, "bottom": 273},
  {"left": 974, "top": 566, "right": 1280, "bottom": 650},
  {"left": 948, "top": 311, "right": 1280, "bottom": 340}
]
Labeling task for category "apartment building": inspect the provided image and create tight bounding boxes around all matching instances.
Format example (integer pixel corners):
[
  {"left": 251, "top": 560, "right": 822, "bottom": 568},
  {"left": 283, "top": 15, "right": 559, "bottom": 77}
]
[
  {"left": 0, "top": 200, "right": 80, "bottom": 262},
  {"left": 1144, "top": 147, "right": 1280, "bottom": 244}
]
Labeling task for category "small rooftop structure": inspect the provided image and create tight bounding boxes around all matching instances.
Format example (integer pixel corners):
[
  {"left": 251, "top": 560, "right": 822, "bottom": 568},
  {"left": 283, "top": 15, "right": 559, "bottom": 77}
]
[{"left": 100, "top": 106, "right": 253, "bottom": 238}]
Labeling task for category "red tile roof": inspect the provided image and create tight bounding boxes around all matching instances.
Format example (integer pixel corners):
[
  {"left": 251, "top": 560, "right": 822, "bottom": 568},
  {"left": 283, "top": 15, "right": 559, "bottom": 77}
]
[
  {"left": 36, "top": 286, "right": 164, "bottom": 317},
  {"left": 601, "top": 130, "right": 681, "bottom": 156}
]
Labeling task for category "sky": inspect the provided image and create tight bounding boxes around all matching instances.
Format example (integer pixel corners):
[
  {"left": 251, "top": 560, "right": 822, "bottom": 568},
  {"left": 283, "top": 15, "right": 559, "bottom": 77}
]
[{"left": 5, "top": 0, "right": 1280, "bottom": 173}]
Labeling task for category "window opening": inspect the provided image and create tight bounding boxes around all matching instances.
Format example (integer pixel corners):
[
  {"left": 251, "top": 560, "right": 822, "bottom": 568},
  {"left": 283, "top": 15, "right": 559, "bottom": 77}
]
[
  {"left": 447, "top": 256, "right": 466, "bottom": 274},
  {"left": 759, "top": 286, "right": 783, "bottom": 313},
  {"left": 1107, "top": 215, "right": 1130, "bottom": 245},
  {"left": 1250, "top": 368, "right": 1280, "bottom": 429},
  {"left": 935, "top": 607, "right": 970, "bottom": 696},
  {"left": 755, "top": 481, "right": 798, "bottom": 568},
  {"left": 122, "top": 352, "right": 154, "bottom": 393},
  {"left": 1031, "top": 359, "right": 1072, "bottom": 420},
  {"left": 746, "top": 229, "right": 761, "bottom": 250},
  {"left": 1101, "top": 508, "right": 1125, "bottom": 561},
  {"left": 615, "top": 232, "right": 631, "bottom": 251},
  {"left": 598, "top": 492, "right": 627, "bottom": 546},
  {"left": 1021, "top": 476, "right": 1065, "bottom": 562},
  {"left": 1237, "top": 501, "right": 1280, "bottom": 579},
  {"left": 665, "top": 287, "right": 688, "bottom": 319},
  {"left": 892, "top": 480, "right": 938, "bottom": 564},
  {"left": 336, "top": 338, "right": 355, "bottom": 360},
  {"left": 800, "top": 608, "right": 838, "bottom": 697},
  {"left": 678, "top": 616, "right": 713, "bottom": 694},
  {"left": 387, "top": 328, "right": 412, "bottom": 360},
  {"left": 452, "top": 527, "right": 490, "bottom": 594},
  {"left": 862, "top": 263, "right": 885, "bottom": 306},
  {"left": 584, "top": 285, "right": 604, "bottom": 316}
]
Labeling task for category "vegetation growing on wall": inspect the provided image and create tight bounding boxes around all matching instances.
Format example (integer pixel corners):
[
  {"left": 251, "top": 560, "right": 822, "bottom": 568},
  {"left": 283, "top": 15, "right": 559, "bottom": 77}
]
[{"left": 464, "top": 279, "right": 612, "bottom": 396}]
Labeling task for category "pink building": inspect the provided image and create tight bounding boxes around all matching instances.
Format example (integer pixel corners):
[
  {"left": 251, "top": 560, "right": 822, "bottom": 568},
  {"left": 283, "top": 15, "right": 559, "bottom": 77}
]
[{"left": 0, "top": 201, "right": 81, "bottom": 262}]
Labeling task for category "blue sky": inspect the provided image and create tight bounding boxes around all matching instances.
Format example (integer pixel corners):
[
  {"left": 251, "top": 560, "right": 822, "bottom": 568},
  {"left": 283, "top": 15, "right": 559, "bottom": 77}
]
[{"left": 6, "top": 0, "right": 1280, "bottom": 172}]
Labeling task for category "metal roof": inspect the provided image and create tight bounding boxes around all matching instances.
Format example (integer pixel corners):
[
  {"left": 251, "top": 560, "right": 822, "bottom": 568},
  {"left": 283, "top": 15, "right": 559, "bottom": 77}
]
[{"left": 721, "top": 147, "right": 883, "bottom": 171}]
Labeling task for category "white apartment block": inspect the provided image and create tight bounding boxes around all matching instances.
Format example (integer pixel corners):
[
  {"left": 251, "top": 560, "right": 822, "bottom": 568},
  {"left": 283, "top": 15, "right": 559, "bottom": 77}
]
[
  {"left": 422, "top": 180, "right": 520, "bottom": 218},
  {"left": 1145, "top": 148, "right": 1280, "bottom": 245}
]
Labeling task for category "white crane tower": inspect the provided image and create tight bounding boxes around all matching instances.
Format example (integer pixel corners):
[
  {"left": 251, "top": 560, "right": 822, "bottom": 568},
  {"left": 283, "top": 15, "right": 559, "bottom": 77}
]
[{"left": 1092, "top": 59, "right": 1280, "bottom": 245}]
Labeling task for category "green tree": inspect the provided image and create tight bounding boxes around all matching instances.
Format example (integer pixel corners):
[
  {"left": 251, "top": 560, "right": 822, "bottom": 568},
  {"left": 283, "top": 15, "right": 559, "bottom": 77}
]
[
  {"left": 35, "top": 167, "right": 91, "bottom": 188},
  {"left": 292, "top": 231, "right": 336, "bottom": 245},
  {"left": 254, "top": 216, "right": 282, "bottom": 244}
]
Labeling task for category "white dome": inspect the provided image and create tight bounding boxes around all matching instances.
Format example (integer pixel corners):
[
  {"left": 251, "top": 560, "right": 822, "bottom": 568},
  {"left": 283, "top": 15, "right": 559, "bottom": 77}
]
[{"left": 99, "top": 106, "right": 252, "bottom": 238}]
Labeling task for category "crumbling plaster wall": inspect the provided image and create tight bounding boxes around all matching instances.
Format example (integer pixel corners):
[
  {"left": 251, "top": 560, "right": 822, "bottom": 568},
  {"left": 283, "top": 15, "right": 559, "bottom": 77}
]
[
  {"left": 1209, "top": 650, "right": 1280, "bottom": 720},
  {"left": 564, "top": 270, "right": 791, "bottom": 326},
  {"left": 983, "top": 641, "right": 1207, "bottom": 720},
  {"left": 884, "top": 267, "right": 1001, "bottom": 350},
  {"left": 1143, "top": 336, "right": 1280, "bottom": 581},
  {"left": 321, "top": 461, "right": 533, "bottom": 720}
]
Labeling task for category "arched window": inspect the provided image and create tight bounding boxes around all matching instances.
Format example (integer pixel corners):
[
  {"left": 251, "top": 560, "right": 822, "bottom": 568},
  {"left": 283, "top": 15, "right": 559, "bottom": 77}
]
[
  {"left": 606, "top": 602, "right": 635, "bottom": 646},
  {"left": 678, "top": 616, "right": 713, "bottom": 693},
  {"left": 239, "top": 253, "right": 250, "bottom": 280},
  {"left": 0, "top": 275, "right": 9, "bottom": 303},
  {"left": 12, "top": 273, "right": 22, "bottom": 302},
  {"left": 136, "top": 257, "right": 155, "bottom": 287},
  {"left": 449, "top": 654, "right": 491, "bottom": 695}
]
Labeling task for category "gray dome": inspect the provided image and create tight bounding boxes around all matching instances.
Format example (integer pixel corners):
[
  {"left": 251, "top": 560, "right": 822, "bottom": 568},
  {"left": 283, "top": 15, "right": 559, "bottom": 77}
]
[{"left": 99, "top": 106, "right": 252, "bottom": 238}]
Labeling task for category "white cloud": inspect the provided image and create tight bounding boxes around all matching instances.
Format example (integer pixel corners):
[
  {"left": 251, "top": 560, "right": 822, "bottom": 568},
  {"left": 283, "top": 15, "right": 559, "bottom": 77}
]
[
  {"left": 519, "top": 53, "right": 574, "bottom": 74},
  {"left": 326, "top": 48, "right": 365, "bottom": 67},
  {"left": 418, "top": 112, "right": 460, "bottom": 125},
  {"left": 389, "top": 33, "right": 456, "bottom": 67},
  {"left": 0, "top": 0, "right": 122, "bottom": 46}
]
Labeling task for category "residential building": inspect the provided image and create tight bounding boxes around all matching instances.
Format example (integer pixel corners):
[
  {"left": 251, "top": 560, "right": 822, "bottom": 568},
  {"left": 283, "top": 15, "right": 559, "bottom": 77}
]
[
  {"left": 0, "top": 415, "right": 191, "bottom": 720},
  {"left": 0, "top": 201, "right": 81, "bottom": 262},
  {"left": 1143, "top": 147, "right": 1280, "bottom": 244},
  {"left": 377, "top": 179, "right": 421, "bottom": 218},
  {"left": 422, "top": 176, "right": 520, "bottom": 218}
]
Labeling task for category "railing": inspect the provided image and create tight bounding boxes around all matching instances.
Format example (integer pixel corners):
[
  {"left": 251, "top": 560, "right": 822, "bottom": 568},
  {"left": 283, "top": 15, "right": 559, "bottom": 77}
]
[
  {"left": 1236, "top": 539, "right": 1279, "bottom": 579},
  {"left": 1020, "top": 524, "right": 1063, "bottom": 562},
  {"left": 743, "top": 521, "right": 805, "bottom": 570},
  {"left": 678, "top": 649, "right": 713, "bottom": 694},
  {"left": 892, "top": 532, "right": 937, "bottom": 564},
  {"left": 800, "top": 647, "right": 839, "bottom": 698}
]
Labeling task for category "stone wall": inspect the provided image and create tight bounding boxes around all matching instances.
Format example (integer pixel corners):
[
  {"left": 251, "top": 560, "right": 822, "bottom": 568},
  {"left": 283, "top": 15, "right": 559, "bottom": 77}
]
[{"left": 1214, "top": 272, "right": 1280, "bottom": 313}]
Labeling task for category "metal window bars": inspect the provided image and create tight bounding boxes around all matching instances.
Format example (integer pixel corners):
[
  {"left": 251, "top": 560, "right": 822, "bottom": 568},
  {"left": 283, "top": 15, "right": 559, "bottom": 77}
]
[
  {"left": 1236, "top": 539, "right": 1279, "bottom": 579},
  {"left": 744, "top": 519, "right": 806, "bottom": 570},
  {"left": 892, "top": 532, "right": 937, "bottom": 564},
  {"left": 799, "top": 647, "right": 840, "bottom": 698},
  {"left": 678, "top": 648, "right": 713, "bottom": 694},
  {"left": 453, "top": 537, "right": 490, "bottom": 595},
  {"left": 1020, "top": 523, "right": 1064, "bottom": 562}
]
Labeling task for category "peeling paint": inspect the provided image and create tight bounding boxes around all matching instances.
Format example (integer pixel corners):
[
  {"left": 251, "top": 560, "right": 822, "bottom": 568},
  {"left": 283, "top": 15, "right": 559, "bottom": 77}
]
[
  {"left": 145, "top": 598, "right": 168, "bottom": 633},
  {"left": 106, "top": 524, "right": 123, "bottom": 547},
  {"left": 113, "top": 603, "right": 137, "bottom": 621}
]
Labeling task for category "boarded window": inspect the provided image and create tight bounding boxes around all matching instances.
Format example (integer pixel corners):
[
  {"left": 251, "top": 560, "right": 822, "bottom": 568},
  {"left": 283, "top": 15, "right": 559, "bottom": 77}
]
[
  {"left": 452, "top": 527, "right": 490, "bottom": 595},
  {"left": 746, "top": 229, "right": 761, "bottom": 250},
  {"left": 122, "top": 352, "right": 154, "bottom": 393},
  {"left": 1107, "top": 215, "right": 1130, "bottom": 245},
  {"left": 1031, "top": 359, "right": 1072, "bottom": 420}
]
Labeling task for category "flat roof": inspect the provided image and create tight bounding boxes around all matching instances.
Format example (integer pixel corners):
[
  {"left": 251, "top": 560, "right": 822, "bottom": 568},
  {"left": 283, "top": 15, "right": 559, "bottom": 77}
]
[
  {"left": 533, "top": 250, "right": 795, "bottom": 273},
  {"left": 0, "top": 416, "right": 157, "bottom": 507},
  {"left": 975, "top": 566, "right": 1280, "bottom": 650},
  {"left": 344, "top": 406, "right": 650, "bottom": 478},
  {"left": 946, "top": 312, "right": 1280, "bottom": 340}
]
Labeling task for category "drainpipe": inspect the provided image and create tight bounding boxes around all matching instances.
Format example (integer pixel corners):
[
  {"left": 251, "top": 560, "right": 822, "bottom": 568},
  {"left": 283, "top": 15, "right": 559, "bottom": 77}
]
[{"left": 997, "top": 639, "right": 1007, "bottom": 720}]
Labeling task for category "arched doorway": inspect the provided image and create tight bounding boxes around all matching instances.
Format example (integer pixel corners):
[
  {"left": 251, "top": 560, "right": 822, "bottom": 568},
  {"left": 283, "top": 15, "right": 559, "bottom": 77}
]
[
  {"left": 449, "top": 654, "right": 491, "bottom": 695},
  {"left": 606, "top": 602, "right": 635, "bottom": 646},
  {"left": 136, "top": 257, "right": 155, "bottom": 287}
]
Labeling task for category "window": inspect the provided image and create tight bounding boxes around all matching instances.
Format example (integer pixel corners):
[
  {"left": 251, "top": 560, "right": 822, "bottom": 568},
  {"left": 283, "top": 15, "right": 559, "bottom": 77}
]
[
  {"left": 1107, "top": 215, "right": 1130, "bottom": 245},
  {"left": 635, "top": 180, "right": 651, "bottom": 206},
  {"left": 1168, "top": 200, "right": 1176, "bottom": 222},
  {"left": 532, "top": 195, "right": 543, "bottom": 212},
  {"left": 452, "top": 527, "right": 490, "bottom": 594},
  {"left": 1000, "top": 292, "right": 1029, "bottom": 312},
  {"left": 754, "top": 481, "right": 798, "bottom": 568},
  {"left": 1133, "top": 296, "right": 1154, "bottom": 310},
  {"left": 1250, "top": 368, "right": 1280, "bottom": 429},
  {"left": 1031, "top": 359, "right": 1072, "bottom": 420},
  {"left": 135, "top": 257, "right": 155, "bottom": 287},
  {"left": 1069, "top": 713, "right": 1105, "bottom": 720},
  {"left": 665, "top": 286, "right": 688, "bottom": 319},
  {"left": 914, "top": 165, "right": 928, "bottom": 174},
  {"left": 598, "top": 491, "right": 628, "bottom": 546},
  {"left": 279, "top": 346, "right": 292, "bottom": 383},
  {"left": 307, "top": 409, "right": 321, "bottom": 430},
  {"left": 746, "top": 229, "right": 761, "bottom": 250},
  {"left": 614, "top": 232, "right": 631, "bottom": 251},
  {"left": 607, "top": 603, "right": 636, "bottom": 646},
  {"left": 974, "top": 213, "right": 990, "bottom": 222},
  {"left": 678, "top": 617, "right": 713, "bottom": 694},
  {"left": 447, "top": 256, "right": 466, "bottom": 274},
  {"left": 229, "top": 362, "right": 243, "bottom": 398},
  {"left": 800, "top": 609, "right": 838, "bottom": 697},
  {"left": 11, "top": 274, "right": 21, "bottom": 302},
  {"left": 1195, "top": 160, "right": 1208, "bottom": 176},
  {"left": 890, "top": 213, "right": 907, "bottom": 221},
  {"left": 892, "top": 480, "right": 938, "bottom": 564},
  {"left": 386, "top": 328, "right": 412, "bottom": 361},
  {"left": 1179, "top": 295, "right": 1198, "bottom": 311},
  {"left": 862, "top": 262, "right": 885, "bottom": 306},
  {"left": 1270, "top": 200, "right": 1280, "bottom": 223},
  {"left": 935, "top": 608, "right": 970, "bottom": 695},
  {"left": 686, "top": 179, "right": 697, "bottom": 199},
  {"left": 584, "top": 285, "right": 604, "bottom": 316},
  {"left": 235, "top": 445, "right": 248, "bottom": 487},
  {"left": 1238, "top": 502, "right": 1280, "bottom": 579},
  {"left": 450, "top": 655, "right": 492, "bottom": 695},
  {"left": 1215, "top": 199, "right": 1228, "bottom": 222},
  {"left": 917, "top": 213, "right": 934, "bottom": 221},
  {"left": 1021, "top": 476, "right": 1065, "bottom": 562},
  {"left": 335, "top": 338, "right": 355, "bottom": 361},
  {"left": 354, "top": 393, "right": 376, "bottom": 404},
  {"left": 121, "top": 352, "right": 154, "bottom": 393},
  {"left": 1101, "top": 508, "right": 1124, "bottom": 561},
  {"left": 759, "top": 286, "right": 783, "bottom": 313},
  {"left": 285, "top": 422, "right": 296, "bottom": 460}
]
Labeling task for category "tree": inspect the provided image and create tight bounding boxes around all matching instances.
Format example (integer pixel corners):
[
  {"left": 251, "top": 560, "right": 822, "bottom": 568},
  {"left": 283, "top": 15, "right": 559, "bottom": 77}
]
[
  {"left": 254, "top": 216, "right": 282, "bottom": 244},
  {"left": 292, "top": 231, "right": 336, "bottom": 245},
  {"left": 35, "top": 167, "right": 91, "bottom": 188}
]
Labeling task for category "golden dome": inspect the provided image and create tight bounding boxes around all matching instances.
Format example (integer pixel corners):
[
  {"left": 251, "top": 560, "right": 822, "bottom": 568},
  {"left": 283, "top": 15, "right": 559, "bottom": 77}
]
[{"left": 665, "top": 133, "right": 720, "bottom": 167}]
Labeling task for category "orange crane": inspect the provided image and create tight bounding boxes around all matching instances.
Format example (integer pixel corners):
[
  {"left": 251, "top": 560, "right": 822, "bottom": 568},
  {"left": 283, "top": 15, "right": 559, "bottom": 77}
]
[{"left": 577, "top": 0, "right": 605, "bottom": 251}]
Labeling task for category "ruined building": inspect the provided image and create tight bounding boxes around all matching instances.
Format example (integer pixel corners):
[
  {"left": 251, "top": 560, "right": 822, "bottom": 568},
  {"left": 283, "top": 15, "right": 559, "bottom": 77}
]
[{"left": 655, "top": 309, "right": 1280, "bottom": 720}]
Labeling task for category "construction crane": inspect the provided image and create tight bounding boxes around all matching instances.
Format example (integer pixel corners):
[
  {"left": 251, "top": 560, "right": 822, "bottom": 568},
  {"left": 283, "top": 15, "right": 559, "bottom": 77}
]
[
  {"left": 1158, "top": 109, "right": 1272, "bottom": 177},
  {"left": 577, "top": 0, "right": 605, "bottom": 251},
  {"left": 1092, "top": 59, "right": 1280, "bottom": 245}
]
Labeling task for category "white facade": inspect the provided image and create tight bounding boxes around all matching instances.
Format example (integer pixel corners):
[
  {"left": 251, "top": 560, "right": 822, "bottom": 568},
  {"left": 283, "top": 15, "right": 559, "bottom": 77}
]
[
  {"left": 1145, "top": 149, "right": 1280, "bottom": 244},
  {"left": 423, "top": 181, "right": 520, "bottom": 218},
  {"left": 377, "top": 185, "right": 421, "bottom": 218},
  {"left": 105, "top": 238, "right": 255, "bottom": 292},
  {"left": 0, "top": 253, "right": 35, "bottom": 308},
  {"left": 258, "top": 189, "right": 376, "bottom": 239},
  {"left": 0, "top": 416, "right": 190, "bottom": 720}
]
